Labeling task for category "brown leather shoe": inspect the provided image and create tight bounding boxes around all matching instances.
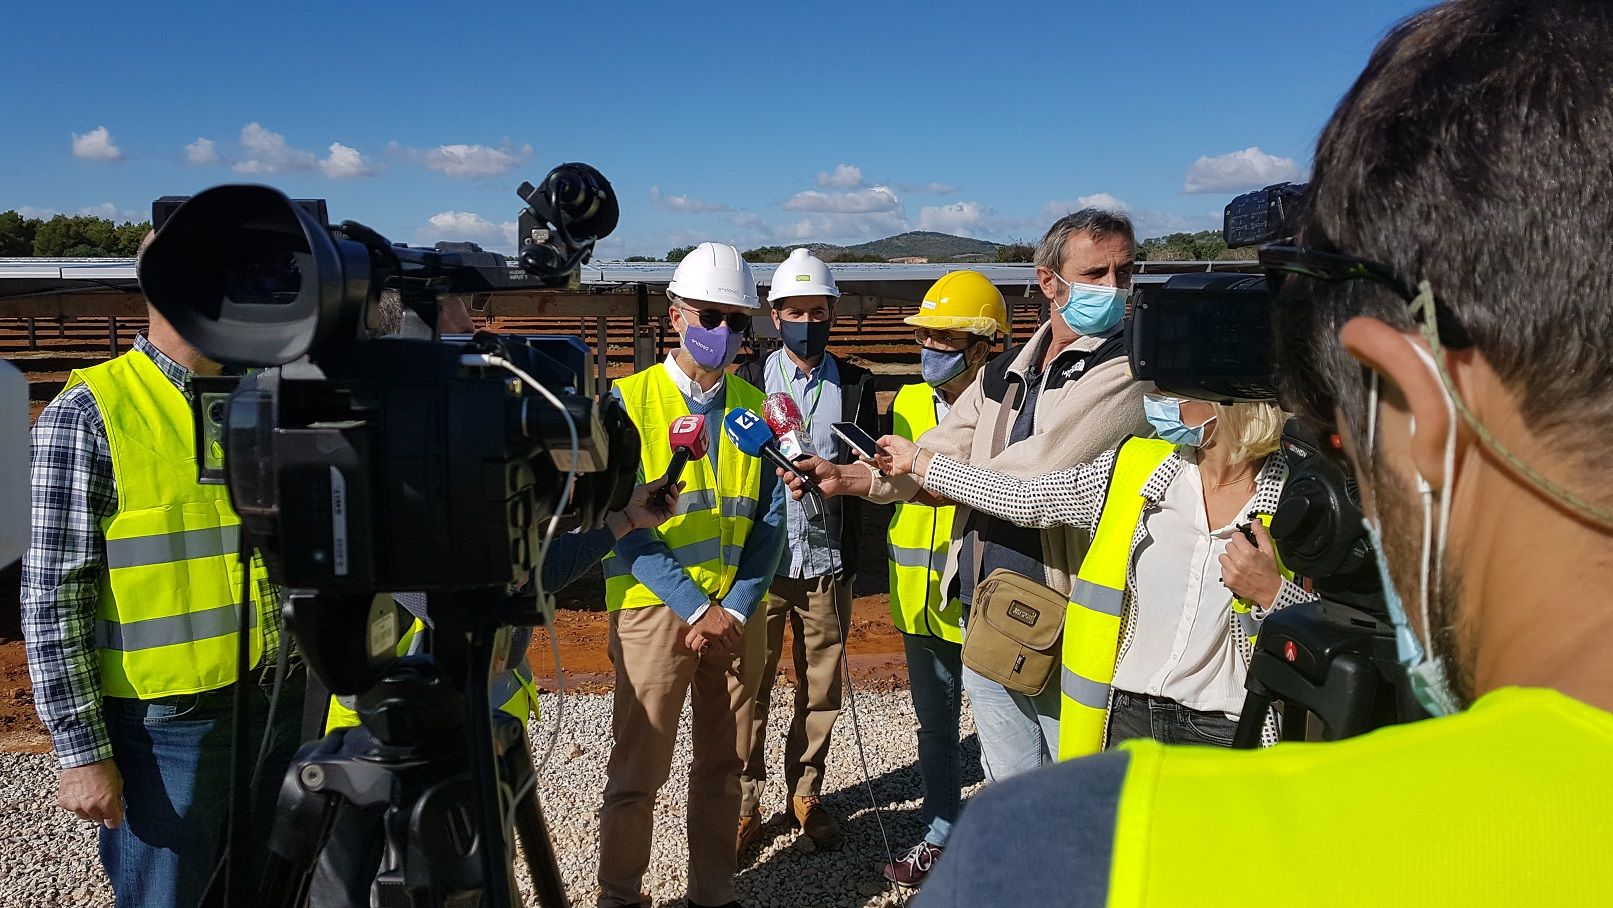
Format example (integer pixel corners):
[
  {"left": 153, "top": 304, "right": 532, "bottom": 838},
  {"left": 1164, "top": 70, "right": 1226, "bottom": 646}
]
[
  {"left": 736, "top": 811, "right": 762, "bottom": 862},
  {"left": 790, "top": 795, "right": 844, "bottom": 850}
]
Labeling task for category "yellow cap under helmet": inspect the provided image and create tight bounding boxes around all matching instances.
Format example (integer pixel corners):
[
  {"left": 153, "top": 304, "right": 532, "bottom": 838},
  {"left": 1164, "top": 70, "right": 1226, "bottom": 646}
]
[{"left": 904, "top": 270, "right": 1009, "bottom": 338}]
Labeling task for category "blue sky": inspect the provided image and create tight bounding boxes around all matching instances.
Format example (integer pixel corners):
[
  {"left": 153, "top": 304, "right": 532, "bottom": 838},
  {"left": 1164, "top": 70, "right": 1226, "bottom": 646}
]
[{"left": 1, "top": 0, "right": 1432, "bottom": 258}]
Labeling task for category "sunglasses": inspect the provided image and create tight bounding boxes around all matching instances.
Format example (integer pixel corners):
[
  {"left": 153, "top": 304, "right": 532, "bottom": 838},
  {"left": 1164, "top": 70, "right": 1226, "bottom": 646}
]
[
  {"left": 678, "top": 305, "right": 752, "bottom": 333},
  {"left": 1257, "top": 244, "right": 1473, "bottom": 349}
]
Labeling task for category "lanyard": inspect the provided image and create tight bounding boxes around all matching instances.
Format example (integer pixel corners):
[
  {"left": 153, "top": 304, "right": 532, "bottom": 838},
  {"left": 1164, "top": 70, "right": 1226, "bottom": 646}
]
[{"left": 776, "top": 352, "right": 826, "bottom": 430}]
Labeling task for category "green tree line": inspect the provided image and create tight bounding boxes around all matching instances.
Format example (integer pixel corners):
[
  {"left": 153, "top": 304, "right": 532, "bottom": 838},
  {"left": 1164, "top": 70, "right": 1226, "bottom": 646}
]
[
  {"left": 0, "top": 210, "right": 153, "bottom": 257},
  {"left": 1135, "top": 229, "right": 1259, "bottom": 262}
]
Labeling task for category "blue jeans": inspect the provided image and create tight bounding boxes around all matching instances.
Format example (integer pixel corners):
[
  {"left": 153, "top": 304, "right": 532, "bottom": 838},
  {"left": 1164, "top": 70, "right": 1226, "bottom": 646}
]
[
  {"left": 100, "top": 674, "right": 305, "bottom": 908},
  {"left": 962, "top": 665, "right": 1060, "bottom": 783},
  {"left": 903, "top": 633, "right": 963, "bottom": 846}
]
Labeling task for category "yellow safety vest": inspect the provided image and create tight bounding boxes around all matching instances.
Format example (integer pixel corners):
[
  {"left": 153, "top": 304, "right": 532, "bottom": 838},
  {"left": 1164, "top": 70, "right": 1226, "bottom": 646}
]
[
  {"left": 66, "top": 350, "right": 271, "bottom": 699},
  {"left": 602, "top": 366, "right": 764, "bottom": 610},
  {"left": 324, "top": 613, "right": 536, "bottom": 733},
  {"left": 1059, "top": 437, "right": 1291, "bottom": 760},
  {"left": 887, "top": 383, "right": 962, "bottom": 642},
  {"left": 1108, "top": 687, "right": 1613, "bottom": 906}
]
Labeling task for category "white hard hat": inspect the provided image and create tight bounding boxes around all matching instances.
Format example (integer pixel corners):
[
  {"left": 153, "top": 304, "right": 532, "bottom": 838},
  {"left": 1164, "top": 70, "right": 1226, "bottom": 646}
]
[
  {"left": 666, "top": 242, "right": 760, "bottom": 310},
  {"left": 767, "top": 248, "right": 841, "bottom": 303}
]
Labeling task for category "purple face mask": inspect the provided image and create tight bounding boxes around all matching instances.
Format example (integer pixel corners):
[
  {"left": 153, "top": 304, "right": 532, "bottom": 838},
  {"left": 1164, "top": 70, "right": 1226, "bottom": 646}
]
[{"left": 683, "top": 323, "right": 744, "bottom": 370}]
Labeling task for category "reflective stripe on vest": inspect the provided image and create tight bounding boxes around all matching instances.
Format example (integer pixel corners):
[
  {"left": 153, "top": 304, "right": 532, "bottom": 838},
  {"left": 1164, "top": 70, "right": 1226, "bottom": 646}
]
[
  {"left": 886, "top": 382, "right": 962, "bottom": 643},
  {"left": 69, "top": 350, "right": 270, "bottom": 699},
  {"left": 1058, "top": 437, "right": 1176, "bottom": 761},
  {"left": 325, "top": 616, "right": 537, "bottom": 733},
  {"left": 602, "top": 367, "right": 765, "bottom": 610}
]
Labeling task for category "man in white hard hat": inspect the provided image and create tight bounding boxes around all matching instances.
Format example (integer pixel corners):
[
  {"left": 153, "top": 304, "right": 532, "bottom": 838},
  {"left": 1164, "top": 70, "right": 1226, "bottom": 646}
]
[
  {"left": 595, "top": 241, "right": 786, "bottom": 908},
  {"left": 733, "top": 249, "right": 879, "bottom": 856}
]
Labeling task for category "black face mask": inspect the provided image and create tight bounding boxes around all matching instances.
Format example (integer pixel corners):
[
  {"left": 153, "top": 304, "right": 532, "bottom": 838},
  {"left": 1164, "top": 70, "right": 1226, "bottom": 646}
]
[{"left": 779, "top": 319, "right": 831, "bottom": 360}]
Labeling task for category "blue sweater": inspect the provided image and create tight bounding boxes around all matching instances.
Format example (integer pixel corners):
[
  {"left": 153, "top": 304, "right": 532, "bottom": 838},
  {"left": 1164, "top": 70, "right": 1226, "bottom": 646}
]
[{"left": 610, "top": 385, "right": 787, "bottom": 622}]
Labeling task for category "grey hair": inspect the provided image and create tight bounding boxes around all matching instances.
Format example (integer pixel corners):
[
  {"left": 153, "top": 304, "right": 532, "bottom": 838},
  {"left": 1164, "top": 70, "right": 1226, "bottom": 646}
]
[{"left": 1033, "top": 208, "right": 1136, "bottom": 273}]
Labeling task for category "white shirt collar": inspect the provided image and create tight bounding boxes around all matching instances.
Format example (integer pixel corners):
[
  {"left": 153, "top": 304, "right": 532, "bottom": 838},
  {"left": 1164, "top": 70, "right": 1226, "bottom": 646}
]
[{"left": 662, "top": 352, "right": 724, "bottom": 406}]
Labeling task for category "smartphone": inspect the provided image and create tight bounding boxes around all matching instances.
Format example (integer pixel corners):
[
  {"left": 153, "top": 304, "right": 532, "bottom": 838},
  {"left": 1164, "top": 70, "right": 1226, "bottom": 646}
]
[{"left": 832, "top": 422, "right": 883, "bottom": 461}]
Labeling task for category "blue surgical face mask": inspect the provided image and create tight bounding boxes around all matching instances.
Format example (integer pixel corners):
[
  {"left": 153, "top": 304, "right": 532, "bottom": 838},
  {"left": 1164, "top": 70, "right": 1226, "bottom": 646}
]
[
  {"left": 1055, "top": 275, "right": 1128, "bottom": 336},
  {"left": 1363, "top": 368, "right": 1463, "bottom": 717},
  {"left": 920, "top": 347, "right": 969, "bottom": 387},
  {"left": 682, "top": 323, "right": 743, "bottom": 370},
  {"left": 1142, "top": 392, "right": 1215, "bottom": 447}
]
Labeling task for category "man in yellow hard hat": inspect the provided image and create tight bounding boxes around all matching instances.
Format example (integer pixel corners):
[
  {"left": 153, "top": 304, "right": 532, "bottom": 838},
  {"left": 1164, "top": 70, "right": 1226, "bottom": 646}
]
[{"left": 879, "top": 271, "right": 1005, "bottom": 885}]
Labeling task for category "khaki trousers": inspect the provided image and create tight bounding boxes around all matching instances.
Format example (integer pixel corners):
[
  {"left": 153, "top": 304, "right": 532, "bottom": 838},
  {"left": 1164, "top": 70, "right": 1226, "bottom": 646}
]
[
  {"left": 597, "top": 604, "right": 767, "bottom": 908},
  {"left": 739, "top": 572, "right": 853, "bottom": 815}
]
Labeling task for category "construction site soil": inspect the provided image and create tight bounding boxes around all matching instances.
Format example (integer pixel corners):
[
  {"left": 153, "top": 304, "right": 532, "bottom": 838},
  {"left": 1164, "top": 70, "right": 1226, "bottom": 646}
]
[{"left": 0, "top": 305, "right": 1059, "bottom": 755}]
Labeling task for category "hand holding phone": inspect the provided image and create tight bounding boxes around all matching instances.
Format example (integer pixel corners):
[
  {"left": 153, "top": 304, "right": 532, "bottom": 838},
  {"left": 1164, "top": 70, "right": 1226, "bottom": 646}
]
[{"left": 832, "top": 422, "right": 883, "bottom": 462}]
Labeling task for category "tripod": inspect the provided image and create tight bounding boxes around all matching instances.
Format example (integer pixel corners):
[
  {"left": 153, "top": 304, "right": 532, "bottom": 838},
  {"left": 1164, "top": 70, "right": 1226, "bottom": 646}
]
[
  {"left": 1232, "top": 599, "right": 1417, "bottom": 748},
  {"left": 257, "top": 588, "right": 569, "bottom": 908}
]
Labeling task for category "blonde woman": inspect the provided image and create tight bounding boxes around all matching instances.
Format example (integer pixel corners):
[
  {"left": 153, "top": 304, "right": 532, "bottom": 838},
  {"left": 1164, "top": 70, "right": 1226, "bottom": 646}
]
[{"left": 874, "top": 393, "right": 1315, "bottom": 754}]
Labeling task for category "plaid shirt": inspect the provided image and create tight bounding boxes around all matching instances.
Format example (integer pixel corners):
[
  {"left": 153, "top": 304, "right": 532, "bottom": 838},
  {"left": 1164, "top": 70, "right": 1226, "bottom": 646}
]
[{"left": 21, "top": 336, "right": 280, "bottom": 768}]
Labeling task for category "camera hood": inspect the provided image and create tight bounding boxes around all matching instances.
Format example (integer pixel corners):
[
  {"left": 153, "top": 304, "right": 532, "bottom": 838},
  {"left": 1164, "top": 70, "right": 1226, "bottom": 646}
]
[{"left": 140, "top": 184, "right": 371, "bottom": 367}]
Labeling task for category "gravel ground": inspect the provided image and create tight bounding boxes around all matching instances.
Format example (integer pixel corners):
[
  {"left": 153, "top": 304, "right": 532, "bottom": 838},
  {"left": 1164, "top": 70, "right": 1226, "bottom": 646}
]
[{"left": 0, "top": 685, "right": 983, "bottom": 908}]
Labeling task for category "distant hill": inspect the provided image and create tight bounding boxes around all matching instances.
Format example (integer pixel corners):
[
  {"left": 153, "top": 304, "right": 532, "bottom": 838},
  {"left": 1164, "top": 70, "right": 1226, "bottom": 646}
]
[
  {"left": 840, "top": 231, "right": 1001, "bottom": 262},
  {"left": 736, "top": 231, "right": 1002, "bottom": 264}
]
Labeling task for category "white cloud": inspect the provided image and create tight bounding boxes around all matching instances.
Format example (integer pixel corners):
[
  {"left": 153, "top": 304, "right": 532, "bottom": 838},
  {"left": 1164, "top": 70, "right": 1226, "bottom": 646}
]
[
  {"left": 650, "top": 186, "right": 731, "bottom": 213},
  {"left": 1042, "top": 193, "right": 1133, "bottom": 219},
  {"left": 783, "top": 185, "right": 902, "bottom": 214},
  {"left": 917, "top": 201, "right": 993, "bottom": 236},
  {"left": 401, "top": 142, "right": 534, "bottom": 178},
  {"left": 185, "top": 138, "right": 220, "bottom": 166},
  {"left": 1182, "top": 146, "right": 1302, "bottom": 195},
  {"left": 781, "top": 211, "right": 910, "bottom": 242},
  {"left": 418, "top": 211, "right": 518, "bottom": 251},
  {"left": 815, "top": 164, "right": 864, "bottom": 189},
  {"left": 78, "top": 202, "right": 144, "bottom": 222},
  {"left": 233, "top": 122, "right": 316, "bottom": 174},
  {"left": 319, "top": 142, "right": 379, "bottom": 179},
  {"left": 72, "top": 126, "right": 122, "bottom": 161},
  {"left": 896, "top": 181, "right": 959, "bottom": 196}
]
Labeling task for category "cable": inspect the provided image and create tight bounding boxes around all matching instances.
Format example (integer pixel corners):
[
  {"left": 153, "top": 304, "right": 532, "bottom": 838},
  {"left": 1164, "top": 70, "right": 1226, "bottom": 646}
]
[
  {"left": 472, "top": 352, "right": 580, "bottom": 827},
  {"left": 821, "top": 492, "right": 908, "bottom": 907}
]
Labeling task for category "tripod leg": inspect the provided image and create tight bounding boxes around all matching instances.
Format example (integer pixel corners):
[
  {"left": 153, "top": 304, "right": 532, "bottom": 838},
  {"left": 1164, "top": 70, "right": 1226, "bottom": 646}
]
[
  {"left": 503, "top": 733, "right": 569, "bottom": 908},
  {"left": 1231, "top": 690, "right": 1274, "bottom": 749}
]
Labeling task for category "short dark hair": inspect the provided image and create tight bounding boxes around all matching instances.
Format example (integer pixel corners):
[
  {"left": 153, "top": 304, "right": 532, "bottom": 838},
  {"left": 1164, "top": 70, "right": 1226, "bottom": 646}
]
[
  {"left": 1034, "top": 208, "right": 1136, "bottom": 273},
  {"left": 1277, "top": 0, "right": 1613, "bottom": 462}
]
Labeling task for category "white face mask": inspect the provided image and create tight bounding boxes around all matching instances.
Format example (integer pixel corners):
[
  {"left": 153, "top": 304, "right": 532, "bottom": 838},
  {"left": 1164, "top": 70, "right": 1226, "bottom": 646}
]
[{"left": 1362, "top": 343, "right": 1463, "bottom": 717}]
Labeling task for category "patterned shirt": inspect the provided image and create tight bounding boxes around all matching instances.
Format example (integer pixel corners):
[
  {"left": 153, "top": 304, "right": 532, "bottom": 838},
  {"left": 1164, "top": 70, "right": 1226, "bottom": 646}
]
[{"left": 21, "top": 335, "right": 281, "bottom": 768}]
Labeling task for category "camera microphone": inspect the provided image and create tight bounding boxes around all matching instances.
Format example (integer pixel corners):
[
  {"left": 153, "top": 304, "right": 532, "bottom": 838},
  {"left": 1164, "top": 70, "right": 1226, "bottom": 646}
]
[
  {"left": 723, "top": 407, "right": 824, "bottom": 521},
  {"left": 762, "top": 392, "right": 815, "bottom": 462},
  {"left": 654, "top": 414, "right": 708, "bottom": 507}
]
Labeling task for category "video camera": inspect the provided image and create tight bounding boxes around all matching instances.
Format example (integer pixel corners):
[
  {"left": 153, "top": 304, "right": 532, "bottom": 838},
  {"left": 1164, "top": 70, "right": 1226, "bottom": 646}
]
[
  {"left": 1126, "top": 181, "right": 1422, "bottom": 745},
  {"left": 140, "top": 163, "right": 632, "bottom": 907}
]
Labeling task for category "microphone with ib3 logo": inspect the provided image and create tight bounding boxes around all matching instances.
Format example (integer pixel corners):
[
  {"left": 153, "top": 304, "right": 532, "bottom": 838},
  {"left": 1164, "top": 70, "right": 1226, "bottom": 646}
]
[{"left": 652, "top": 414, "right": 707, "bottom": 509}]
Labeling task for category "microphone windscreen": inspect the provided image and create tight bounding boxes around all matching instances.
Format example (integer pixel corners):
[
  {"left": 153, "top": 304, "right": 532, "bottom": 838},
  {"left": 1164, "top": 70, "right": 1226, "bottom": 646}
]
[
  {"left": 762, "top": 392, "right": 805, "bottom": 433},
  {"left": 723, "top": 408, "right": 776, "bottom": 458},
  {"left": 667, "top": 414, "right": 709, "bottom": 458}
]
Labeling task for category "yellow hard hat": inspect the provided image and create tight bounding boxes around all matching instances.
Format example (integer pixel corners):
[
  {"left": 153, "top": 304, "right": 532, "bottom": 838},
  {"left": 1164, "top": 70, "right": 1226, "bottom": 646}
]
[{"left": 905, "top": 270, "right": 1009, "bottom": 338}]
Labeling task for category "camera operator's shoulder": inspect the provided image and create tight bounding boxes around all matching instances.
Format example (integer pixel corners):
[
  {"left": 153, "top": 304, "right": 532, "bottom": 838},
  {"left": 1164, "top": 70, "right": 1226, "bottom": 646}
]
[{"left": 916, "top": 751, "right": 1130, "bottom": 908}]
